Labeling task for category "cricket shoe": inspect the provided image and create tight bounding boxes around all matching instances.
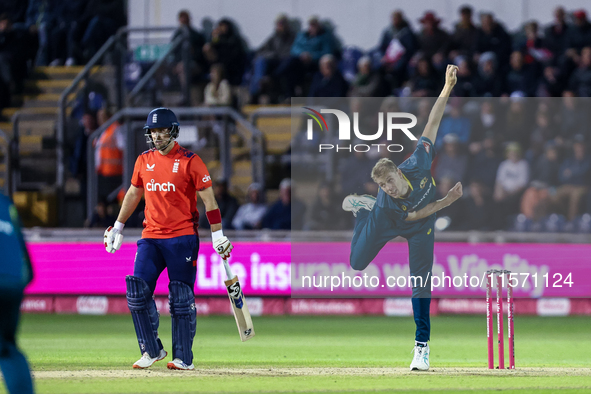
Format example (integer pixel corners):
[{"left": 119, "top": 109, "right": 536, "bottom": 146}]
[
  {"left": 410, "top": 343, "right": 430, "bottom": 371},
  {"left": 342, "top": 194, "right": 376, "bottom": 217},
  {"left": 132, "top": 348, "right": 167, "bottom": 369},
  {"left": 167, "top": 358, "right": 195, "bottom": 370}
]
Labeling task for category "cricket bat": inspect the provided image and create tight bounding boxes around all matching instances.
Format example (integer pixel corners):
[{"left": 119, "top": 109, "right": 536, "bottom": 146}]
[{"left": 222, "top": 259, "right": 255, "bottom": 342}]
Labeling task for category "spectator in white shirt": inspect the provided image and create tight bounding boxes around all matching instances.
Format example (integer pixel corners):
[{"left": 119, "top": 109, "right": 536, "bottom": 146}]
[
  {"left": 232, "top": 183, "right": 267, "bottom": 230},
  {"left": 493, "top": 142, "right": 530, "bottom": 228},
  {"left": 204, "top": 63, "right": 232, "bottom": 106}
]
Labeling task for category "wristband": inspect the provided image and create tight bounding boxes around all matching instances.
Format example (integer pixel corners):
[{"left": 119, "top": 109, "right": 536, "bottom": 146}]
[
  {"left": 114, "top": 221, "right": 125, "bottom": 231},
  {"left": 206, "top": 209, "right": 222, "bottom": 225},
  {"left": 212, "top": 229, "right": 224, "bottom": 242}
]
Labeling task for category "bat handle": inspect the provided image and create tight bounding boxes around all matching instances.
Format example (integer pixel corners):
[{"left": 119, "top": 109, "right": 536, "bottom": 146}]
[{"left": 222, "top": 257, "right": 234, "bottom": 280}]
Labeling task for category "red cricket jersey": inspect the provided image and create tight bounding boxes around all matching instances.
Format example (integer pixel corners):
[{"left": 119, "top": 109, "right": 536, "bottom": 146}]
[{"left": 131, "top": 142, "right": 212, "bottom": 238}]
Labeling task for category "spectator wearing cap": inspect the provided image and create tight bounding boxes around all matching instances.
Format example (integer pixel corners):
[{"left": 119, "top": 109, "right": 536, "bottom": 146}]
[
  {"left": 275, "top": 16, "right": 336, "bottom": 99},
  {"left": 493, "top": 142, "right": 530, "bottom": 228},
  {"left": 543, "top": 7, "right": 570, "bottom": 61},
  {"left": 473, "top": 13, "right": 512, "bottom": 75},
  {"left": 505, "top": 50, "right": 539, "bottom": 97},
  {"left": 231, "top": 183, "right": 267, "bottom": 230},
  {"left": 553, "top": 135, "right": 591, "bottom": 220},
  {"left": 199, "top": 179, "right": 239, "bottom": 229},
  {"left": 566, "top": 10, "right": 591, "bottom": 53},
  {"left": 249, "top": 14, "right": 295, "bottom": 104},
  {"left": 568, "top": 46, "right": 591, "bottom": 97},
  {"left": 308, "top": 54, "right": 348, "bottom": 97},
  {"left": 417, "top": 11, "right": 450, "bottom": 61},
  {"left": 451, "top": 5, "right": 478, "bottom": 57},
  {"left": 261, "top": 178, "right": 306, "bottom": 230},
  {"left": 378, "top": 10, "right": 418, "bottom": 89},
  {"left": 349, "top": 56, "right": 388, "bottom": 97},
  {"left": 434, "top": 133, "right": 468, "bottom": 185},
  {"left": 435, "top": 100, "right": 471, "bottom": 150},
  {"left": 474, "top": 52, "right": 503, "bottom": 97}
]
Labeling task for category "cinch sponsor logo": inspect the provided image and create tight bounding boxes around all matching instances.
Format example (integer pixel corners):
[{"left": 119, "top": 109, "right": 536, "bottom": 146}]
[
  {"left": 303, "top": 107, "right": 418, "bottom": 153},
  {"left": 202, "top": 175, "right": 211, "bottom": 183},
  {"left": 146, "top": 179, "right": 176, "bottom": 192}
]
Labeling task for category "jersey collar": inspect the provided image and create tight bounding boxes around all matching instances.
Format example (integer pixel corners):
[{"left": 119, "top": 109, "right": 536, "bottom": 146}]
[
  {"left": 396, "top": 172, "right": 413, "bottom": 199},
  {"left": 160, "top": 141, "right": 180, "bottom": 156}
]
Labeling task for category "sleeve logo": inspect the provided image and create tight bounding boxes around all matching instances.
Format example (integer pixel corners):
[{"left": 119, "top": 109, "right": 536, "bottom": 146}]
[
  {"left": 422, "top": 141, "right": 431, "bottom": 154},
  {"left": 202, "top": 175, "right": 211, "bottom": 183}
]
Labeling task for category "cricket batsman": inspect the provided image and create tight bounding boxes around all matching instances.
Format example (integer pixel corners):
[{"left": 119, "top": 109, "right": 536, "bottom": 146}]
[
  {"left": 103, "top": 108, "right": 233, "bottom": 370},
  {"left": 342, "top": 65, "right": 463, "bottom": 371}
]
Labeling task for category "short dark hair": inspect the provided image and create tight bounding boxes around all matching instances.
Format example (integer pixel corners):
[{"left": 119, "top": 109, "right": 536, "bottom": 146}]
[{"left": 460, "top": 5, "right": 472, "bottom": 15}]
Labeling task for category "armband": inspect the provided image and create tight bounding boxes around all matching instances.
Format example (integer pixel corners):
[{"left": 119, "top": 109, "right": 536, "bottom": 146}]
[{"left": 206, "top": 209, "right": 222, "bottom": 225}]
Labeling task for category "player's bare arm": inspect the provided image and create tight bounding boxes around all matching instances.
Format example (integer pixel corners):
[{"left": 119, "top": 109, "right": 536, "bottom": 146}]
[
  {"left": 421, "top": 65, "right": 457, "bottom": 144},
  {"left": 116, "top": 185, "right": 144, "bottom": 224},
  {"left": 198, "top": 186, "right": 234, "bottom": 260},
  {"left": 405, "top": 182, "right": 462, "bottom": 221}
]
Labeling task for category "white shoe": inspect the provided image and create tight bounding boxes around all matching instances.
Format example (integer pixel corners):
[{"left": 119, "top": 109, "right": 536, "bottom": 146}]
[
  {"left": 132, "top": 348, "right": 167, "bottom": 369},
  {"left": 49, "top": 59, "right": 61, "bottom": 67},
  {"left": 410, "top": 343, "right": 430, "bottom": 371},
  {"left": 65, "top": 57, "right": 76, "bottom": 67},
  {"left": 342, "top": 194, "right": 376, "bottom": 217},
  {"left": 167, "top": 358, "right": 195, "bottom": 370}
]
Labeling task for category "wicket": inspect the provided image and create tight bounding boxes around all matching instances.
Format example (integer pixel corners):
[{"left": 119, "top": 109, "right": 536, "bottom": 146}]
[{"left": 486, "top": 269, "right": 515, "bottom": 369}]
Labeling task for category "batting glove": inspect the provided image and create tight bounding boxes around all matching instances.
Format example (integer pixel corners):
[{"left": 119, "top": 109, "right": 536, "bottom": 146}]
[
  {"left": 104, "top": 222, "right": 124, "bottom": 253},
  {"left": 213, "top": 235, "right": 233, "bottom": 260}
]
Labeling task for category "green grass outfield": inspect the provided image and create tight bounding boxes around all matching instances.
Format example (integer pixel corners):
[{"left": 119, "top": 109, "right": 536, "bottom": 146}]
[{"left": 4, "top": 314, "right": 591, "bottom": 393}]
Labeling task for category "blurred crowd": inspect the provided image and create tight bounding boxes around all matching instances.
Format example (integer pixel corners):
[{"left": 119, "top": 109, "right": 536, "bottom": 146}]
[
  {"left": 3, "top": 2, "right": 591, "bottom": 232},
  {"left": 0, "top": 0, "right": 126, "bottom": 117},
  {"left": 162, "top": 6, "right": 591, "bottom": 105},
  {"left": 309, "top": 95, "right": 591, "bottom": 233}
]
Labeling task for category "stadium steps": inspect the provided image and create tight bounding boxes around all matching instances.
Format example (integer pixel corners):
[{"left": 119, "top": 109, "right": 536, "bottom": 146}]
[
  {"left": 243, "top": 106, "right": 293, "bottom": 156},
  {"left": 0, "top": 67, "right": 84, "bottom": 224}
]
